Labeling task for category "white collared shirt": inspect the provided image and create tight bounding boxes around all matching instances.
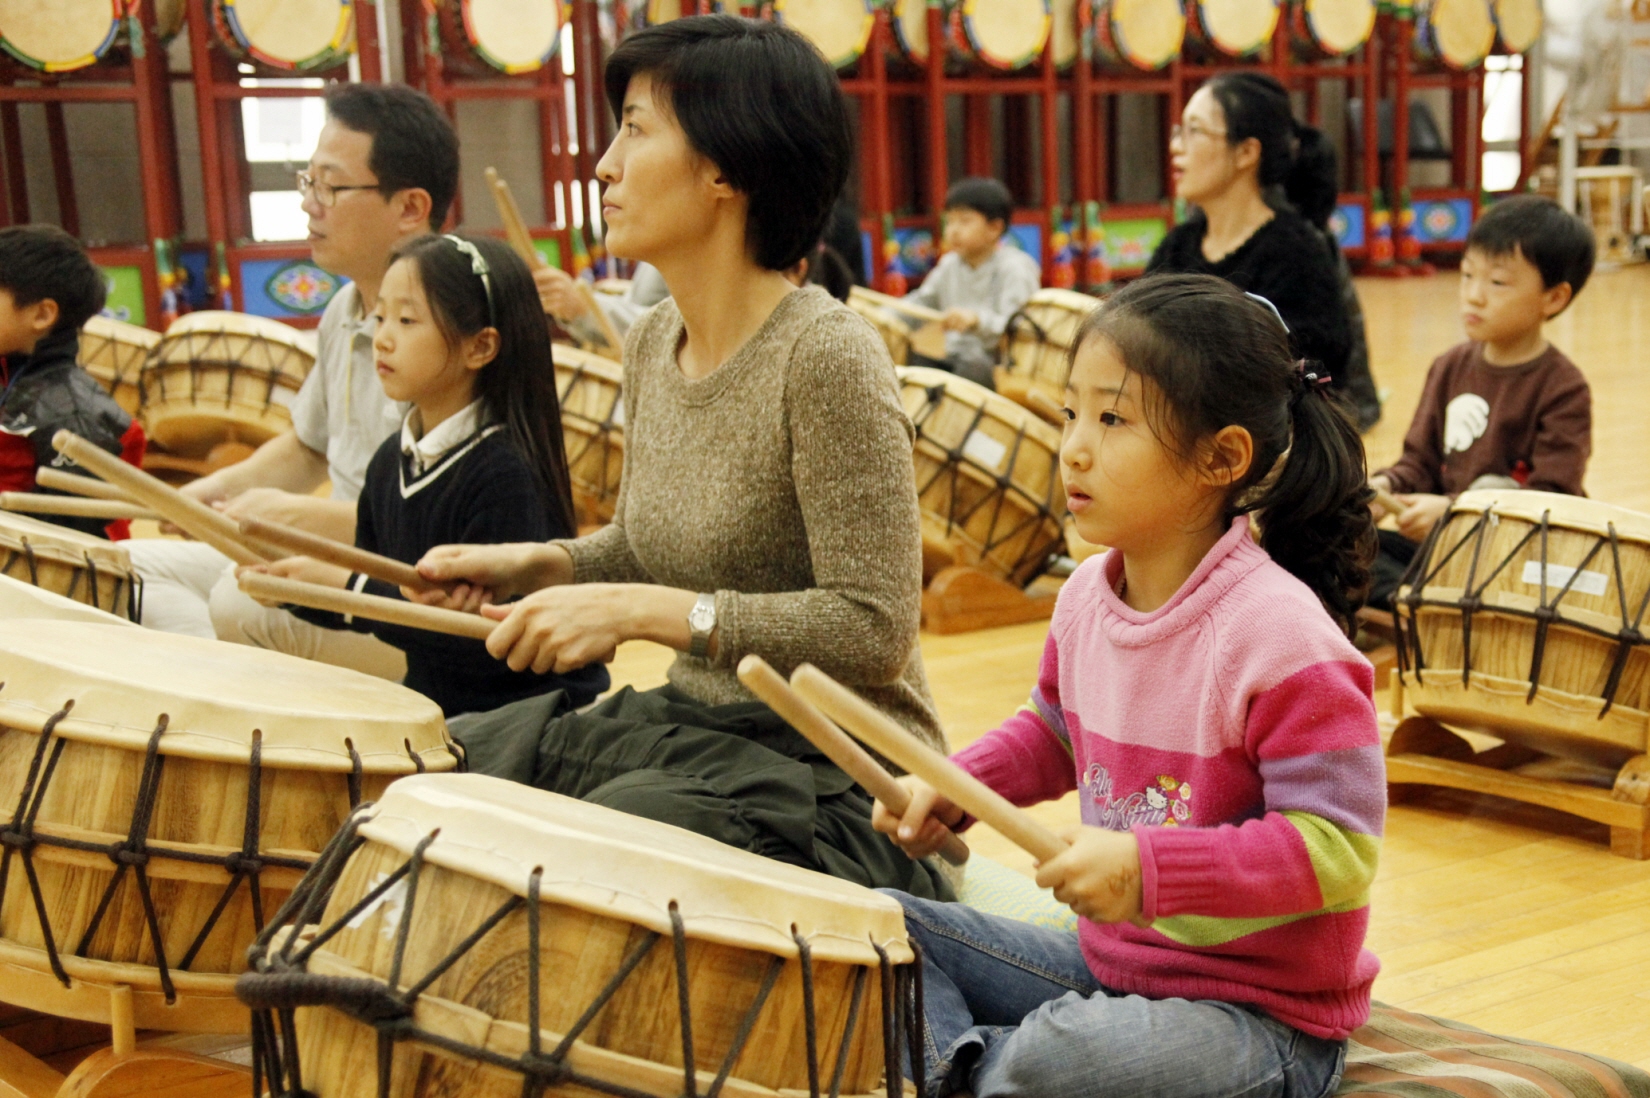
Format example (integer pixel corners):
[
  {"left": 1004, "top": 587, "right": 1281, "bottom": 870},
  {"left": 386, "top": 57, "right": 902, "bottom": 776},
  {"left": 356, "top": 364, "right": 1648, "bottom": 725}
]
[{"left": 399, "top": 399, "right": 489, "bottom": 478}]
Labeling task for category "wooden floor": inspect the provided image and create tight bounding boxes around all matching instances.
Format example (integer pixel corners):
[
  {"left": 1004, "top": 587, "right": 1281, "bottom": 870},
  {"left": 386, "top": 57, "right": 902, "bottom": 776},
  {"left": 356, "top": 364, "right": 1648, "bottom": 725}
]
[{"left": 607, "top": 264, "right": 1650, "bottom": 1068}]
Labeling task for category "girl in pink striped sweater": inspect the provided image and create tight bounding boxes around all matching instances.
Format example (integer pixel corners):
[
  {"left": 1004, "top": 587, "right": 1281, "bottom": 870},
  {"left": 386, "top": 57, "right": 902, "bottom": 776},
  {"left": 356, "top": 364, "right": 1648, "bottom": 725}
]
[{"left": 877, "top": 273, "right": 1382, "bottom": 1098}]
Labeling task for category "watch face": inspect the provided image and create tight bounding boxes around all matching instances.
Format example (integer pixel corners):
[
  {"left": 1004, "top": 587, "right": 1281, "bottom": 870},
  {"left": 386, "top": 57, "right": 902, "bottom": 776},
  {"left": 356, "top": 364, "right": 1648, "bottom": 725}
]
[{"left": 690, "top": 598, "right": 716, "bottom": 631}]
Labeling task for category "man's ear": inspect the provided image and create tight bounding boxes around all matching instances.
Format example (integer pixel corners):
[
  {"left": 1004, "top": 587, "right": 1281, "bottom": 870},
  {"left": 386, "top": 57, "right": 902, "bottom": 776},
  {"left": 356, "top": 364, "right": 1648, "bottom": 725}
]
[{"left": 394, "top": 188, "right": 436, "bottom": 234}]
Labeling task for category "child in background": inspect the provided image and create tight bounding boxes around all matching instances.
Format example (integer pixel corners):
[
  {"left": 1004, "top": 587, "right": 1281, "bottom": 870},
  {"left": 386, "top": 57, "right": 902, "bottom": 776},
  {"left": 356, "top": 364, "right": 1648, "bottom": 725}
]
[
  {"left": 904, "top": 177, "right": 1041, "bottom": 388},
  {"left": 877, "top": 273, "right": 1381, "bottom": 1098},
  {"left": 246, "top": 233, "right": 609, "bottom": 716},
  {"left": 1369, "top": 195, "right": 1594, "bottom": 608},
  {"left": 0, "top": 225, "right": 144, "bottom": 538}
]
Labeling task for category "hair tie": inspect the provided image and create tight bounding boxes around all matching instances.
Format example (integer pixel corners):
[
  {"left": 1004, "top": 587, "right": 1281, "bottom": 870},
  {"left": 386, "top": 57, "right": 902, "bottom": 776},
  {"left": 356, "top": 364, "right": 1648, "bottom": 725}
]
[{"left": 1291, "top": 359, "right": 1332, "bottom": 404}]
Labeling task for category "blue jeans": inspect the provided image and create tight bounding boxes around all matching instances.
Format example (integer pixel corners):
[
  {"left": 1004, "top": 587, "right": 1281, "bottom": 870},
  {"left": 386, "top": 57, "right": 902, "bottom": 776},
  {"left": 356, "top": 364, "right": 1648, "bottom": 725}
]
[{"left": 890, "top": 894, "right": 1347, "bottom": 1098}]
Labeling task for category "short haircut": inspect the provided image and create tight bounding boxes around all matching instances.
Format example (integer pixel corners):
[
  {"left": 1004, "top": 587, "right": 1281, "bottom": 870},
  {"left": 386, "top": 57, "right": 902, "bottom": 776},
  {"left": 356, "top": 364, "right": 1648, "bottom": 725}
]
[
  {"left": 0, "top": 225, "right": 106, "bottom": 333},
  {"left": 944, "top": 177, "right": 1013, "bottom": 227},
  {"left": 323, "top": 83, "right": 460, "bottom": 231},
  {"left": 1467, "top": 194, "right": 1595, "bottom": 302},
  {"left": 604, "top": 15, "right": 852, "bottom": 271}
]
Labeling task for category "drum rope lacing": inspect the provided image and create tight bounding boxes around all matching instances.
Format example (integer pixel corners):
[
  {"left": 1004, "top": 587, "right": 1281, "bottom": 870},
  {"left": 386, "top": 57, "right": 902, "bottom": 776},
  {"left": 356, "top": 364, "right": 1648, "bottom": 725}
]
[
  {"left": 143, "top": 325, "right": 305, "bottom": 416},
  {"left": 912, "top": 384, "right": 1064, "bottom": 586},
  {"left": 558, "top": 361, "right": 624, "bottom": 511},
  {"left": 0, "top": 703, "right": 440, "bottom": 1000},
  {"left": 239, "top": 808, "right": 927, "bottom": 1098},
  {"left": 1394, "top": 508, "right": 1650, "bottom": 717},
  {"left": 4, "top": 541, "right": 140, "bottom": 621}
]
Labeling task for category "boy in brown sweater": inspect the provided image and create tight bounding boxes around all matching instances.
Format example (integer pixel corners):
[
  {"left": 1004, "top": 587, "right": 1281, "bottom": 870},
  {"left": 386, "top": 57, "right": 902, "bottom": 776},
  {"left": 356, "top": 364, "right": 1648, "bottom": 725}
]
[{"left": 1369, "top": 195, "right": 1595, "bottom": 608}]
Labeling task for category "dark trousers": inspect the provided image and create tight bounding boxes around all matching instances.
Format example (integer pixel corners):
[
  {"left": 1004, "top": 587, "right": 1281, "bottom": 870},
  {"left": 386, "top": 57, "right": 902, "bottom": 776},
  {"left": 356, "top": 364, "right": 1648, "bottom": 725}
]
[{"left": 1368, "top": 529, "right": 1420, "bottom": 610}]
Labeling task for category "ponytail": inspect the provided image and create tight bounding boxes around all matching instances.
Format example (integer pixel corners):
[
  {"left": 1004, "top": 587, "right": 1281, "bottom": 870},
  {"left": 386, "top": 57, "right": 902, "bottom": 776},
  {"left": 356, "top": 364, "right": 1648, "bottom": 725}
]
[{"left": 1208, "top": 72, "right": 1340, "bottom": 231}]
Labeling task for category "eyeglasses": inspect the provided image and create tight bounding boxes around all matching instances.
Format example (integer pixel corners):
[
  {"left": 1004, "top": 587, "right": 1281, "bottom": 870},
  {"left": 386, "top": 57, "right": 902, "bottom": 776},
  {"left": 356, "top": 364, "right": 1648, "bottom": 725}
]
[
  {"left": 444, "top": 234, "right": 497, "bottom": 328},
  {"left": 295, "top": 170, "right": 381, "bottom": 208},
  {"left": 1169, "top": 122, "right": 1228, "bottom": 145}
]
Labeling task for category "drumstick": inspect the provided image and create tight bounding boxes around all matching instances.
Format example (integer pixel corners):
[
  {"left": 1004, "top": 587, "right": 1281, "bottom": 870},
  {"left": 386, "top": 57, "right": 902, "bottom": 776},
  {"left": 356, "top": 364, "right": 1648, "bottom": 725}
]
[
  {"left": 49, "top": 431, "right": 274, "bottom": 567},
  {"left": 238, "top": 572, "right": 496, "bottom": 641},
  {"left": 237, "top": 516, "right": 436, "bottom": 593},
  {"left": 0, "top": 493, "right": 159, "bottom": 522},
  {"left": 737, "top": 656, "right": 969, "bottom": 867},
  {"left": 485, "top": 167, "right": 626, "bottom": 356},
  {"left": 850, "top": 285, "right": 945, "bottom": 325},
  {"left": 1371, "top": 484, "right": 1403, "bottom": 516},
  {"left": 35, "top": 467, "right": 130, "bottom": 501},
  {"left": 791, "top": 663, "right": 1069, "bottom": 864}
]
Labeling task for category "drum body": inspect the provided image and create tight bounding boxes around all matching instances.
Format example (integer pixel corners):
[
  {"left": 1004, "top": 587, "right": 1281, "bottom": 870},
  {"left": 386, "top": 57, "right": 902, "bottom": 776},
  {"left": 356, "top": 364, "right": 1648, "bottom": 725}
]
[
  {"left": 949, "top": 0, "right": 1051, "bottom": 69},
  {"left": 434, "top": 0, "right": 563, "bottom": 75},
  {"left": 1414, "top": 0, "right": 1494, "bottom": 70},
  {"left": 0, "top": 623, "right": 455, "bottom": 1034},
  {"left": 0, "top": 0, "right": 122, "bottom": 72},
  {"left": 0, "top": 569, "right": 137, "bottom": 627},
  {"left": 1187, "top": 0, "right": 1279, "bottom": 57},
  {"left": 996, "top": 287, "right": 1099, "bottom": 409},
  {"left": 212, "top": 0, "right": 353, "bottom": 71},
  {"left": 774, "top": 0, "right": 875, "bottom": 70},
  {"left": 0, "top": 512, "right": 136, "bottom": 619},
  {"left": 848, "top": 295, "right": 915, "bottom": 366},
  {"left": 1395, "top": 491, "right": 1650, "bottom": 766},
  {"left": 78, "top": 315, "right": 158, "bottom": 418},
  {"left": 1492, "top": 0, "right": 1540, "bottom": 54},
  {"left": 1094, "top": 0, "right": 1186, "bottom": 70},
  {"left": 141, "top": 311, "right": 315, "bottom": 460},
  {"left": 900, "top": 366, "right": 1066, "bottom": 587},
  {"left": 1289, "top": 0, "right": 1373, "bottom": 57},
  {"left": 554, "top": 346, "right": 624, "bottom": 528},
  {"left": 239, "top": 774, "right": 917, "bottom": 1098}
]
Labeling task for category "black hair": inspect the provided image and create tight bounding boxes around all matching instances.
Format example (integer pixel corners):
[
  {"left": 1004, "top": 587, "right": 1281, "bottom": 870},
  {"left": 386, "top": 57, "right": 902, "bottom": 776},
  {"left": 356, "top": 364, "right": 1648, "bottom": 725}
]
[
  {"left": 1205, "top": 72, "right": 1339, "bottom": 231},
  {"left": 1466, "top": 194, "right": 1595, "bottom": 304},
  {"left": 798, "top": 242, "right": 854, "bottom": 301},
  {"left": 1072, "top": 273, "right": 1375, "bottom": 636},
  {"left": 324, "top": 84, "right": 460, "bottom": 231},
  {"left": 604, "top": 15, "right": 852, "bottom": 271},
  {"left": 0, "top": 225, "right": 106, "bottom": 334},
  {"left": 944, "top": 177, "right": 1014, "bottom": 227},
  {"left": 388, "top": 233, "right": 577, "bottom": 535}
]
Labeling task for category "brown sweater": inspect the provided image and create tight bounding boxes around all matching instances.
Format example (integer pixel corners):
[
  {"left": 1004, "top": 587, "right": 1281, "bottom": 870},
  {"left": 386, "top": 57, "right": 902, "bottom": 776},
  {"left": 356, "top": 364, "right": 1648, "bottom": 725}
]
[
  {"left": 1378, "top": 341, "right": 1591, "bottom": 498},
  {"left": 555, "top": 286, "right": 947, "bottom": 751}
]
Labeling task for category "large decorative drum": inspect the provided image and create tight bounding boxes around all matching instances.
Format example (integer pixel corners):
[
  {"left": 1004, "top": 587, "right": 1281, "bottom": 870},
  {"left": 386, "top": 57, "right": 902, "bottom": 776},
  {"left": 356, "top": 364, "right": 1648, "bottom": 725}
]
[
  {"left": 0, "top": 0, "right": 122, "bottom": 72},
  {"left": 1094, "top": 0, "right": 1186, "bottom": 70},
  {"left": 1492, "top": 0, "right": 1540, "bottom": 54},
  {"left": 553, "top": 345, "right": 624, "bottom": 528},
  {"left": 434, "top": 0, "right": 563, "bottom": 75},
  {"left": 949, "top": 0, "right": 1051, "bottom": 69},
  {"left": 0, "top": 572, "right": 136, "bottom": 627},
  {"left": 774, "top": 0, "right": 875, "bottom": 70},
  {"left": 1394, "top": 491, "right": 1650, "bottom": 766},
  {"left": 889, "top": 0, "right": 930, "bottom": 62},
  {"left": 0, "top": 623, "right": 456, "bottom": 1034},
  {"left": 899, "top": 366, "right": 1066, "bottom": 587},
  {"left": 140, "top": 311, "right": 315, "bottom": 462},
  {"left": 1414, "top": 0, "right": 1494, "bottom": 70},
  {"left": 1290, "top": 0, "right": 1374, "bottom": 57},
  {"left": 237, "top": 774, "right": 919, "bottom": 1098},
  {"left": 0, "top": 512, "right": 137, "bottom": 620},
  {"left": 1188, "top": 0, "right": 1279, "bottom": 57},
  {"left": 212, "top": 0, "right": 353, "bottom": 71},
  {"left": 996, "top": 287, "right": 1099, "bottom": 412},
  {"left": 848, "top": 293, "right": 915, "bottom": 366},
  {"left": 78, "top": 314, "right": 158, "bottom": 418}
]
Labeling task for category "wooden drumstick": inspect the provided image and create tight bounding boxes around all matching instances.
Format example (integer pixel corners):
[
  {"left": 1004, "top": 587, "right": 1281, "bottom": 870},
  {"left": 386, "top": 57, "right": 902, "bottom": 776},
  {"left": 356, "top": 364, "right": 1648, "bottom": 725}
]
[
  {"left": 1371, "top": 484, "right": 1403, "bottom": 517},
  {"left": 238, "top": 572, "right": 496, "bottom": 641},
  {"left": 737, "top": 656, "right": 970, "bottom": 867},
  {"left": 850, "top": 286, "right": 947, "bottom": 359},
  {"left": 237, "top": 516, "right": 437, "bottom": 593},
  {"left": 792, "top": 663, "right": 1069, "bottom": 864},
  {"left": 35, "top": 467, "right": 130, "bottom": 501},
  {"left": 50, "top": 431, "right": 275, "bottom": 566},
  {"left": 485, "top": 167, "right": 626, "bottom": 356},
  {"left": 0, "top": 493, "right": 159, "bottom": 522}
]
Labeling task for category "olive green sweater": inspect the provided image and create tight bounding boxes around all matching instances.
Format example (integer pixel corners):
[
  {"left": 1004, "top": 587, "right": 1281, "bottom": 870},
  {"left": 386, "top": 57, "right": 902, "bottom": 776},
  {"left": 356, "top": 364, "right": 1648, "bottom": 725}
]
[{"left": 555, "top": 286, "right": 947, "bottom": 752}]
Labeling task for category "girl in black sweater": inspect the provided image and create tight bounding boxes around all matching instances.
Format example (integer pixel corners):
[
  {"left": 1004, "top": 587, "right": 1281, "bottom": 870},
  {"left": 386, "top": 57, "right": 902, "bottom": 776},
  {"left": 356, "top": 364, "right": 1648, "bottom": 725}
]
[{"left": 247, "top": 233, "right": 608, "bottom": 715}]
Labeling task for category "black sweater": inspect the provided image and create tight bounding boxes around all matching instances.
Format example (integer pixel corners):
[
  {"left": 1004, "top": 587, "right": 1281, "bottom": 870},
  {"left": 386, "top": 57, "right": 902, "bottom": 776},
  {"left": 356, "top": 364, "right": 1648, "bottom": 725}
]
[
  {"left": 293, "top": 425, "right": 609, "bottom": 717},
  {"left": 1147, "top": 208, "right": 1353, "bottom": 391}
]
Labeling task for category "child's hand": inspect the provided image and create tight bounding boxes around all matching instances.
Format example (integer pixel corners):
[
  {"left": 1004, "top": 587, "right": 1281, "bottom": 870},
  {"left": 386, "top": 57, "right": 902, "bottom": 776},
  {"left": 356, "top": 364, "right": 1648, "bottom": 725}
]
[
  {"left": 236, "top": 556, "right": 351, "bottom": 606},
  {"left": 414, "top": 542, "right": 569, "bottom": 604},
  {"left": 871, "top": 776, "right": 964, "bottom": 860},
  {"left": 1034, "top": 826, "right": 1147, "bottom": 926},
  {"left": 940, "top": 307, "right": 978, "bottom": 332},
  {"left": 1394, "top": 493, "right": 1451, "bottom": 541}
]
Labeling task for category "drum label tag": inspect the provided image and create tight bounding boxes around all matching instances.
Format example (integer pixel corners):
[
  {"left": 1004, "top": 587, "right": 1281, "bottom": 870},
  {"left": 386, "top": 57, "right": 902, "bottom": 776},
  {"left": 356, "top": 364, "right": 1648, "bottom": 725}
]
[
  {"left": 1520, "top": 561, "right": 1608, "bottom": 597},
  {"left": 346, "top": 873, "right": 410, "bottom": 937},
  {"left": 962, "top": 430, "right": 1008, "bottom": 472}
]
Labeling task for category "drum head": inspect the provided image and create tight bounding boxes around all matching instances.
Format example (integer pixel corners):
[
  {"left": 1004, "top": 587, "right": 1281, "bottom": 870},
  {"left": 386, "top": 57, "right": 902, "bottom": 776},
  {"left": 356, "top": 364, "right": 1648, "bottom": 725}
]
[
  {"left": 0, "top": 511, "right": 131, "bottom": 573},
  {"left": 775, "top": 0, "right": 874, "bottom": 69},
  {"left": 462, "top": 0, "right": 561, "bottom": 73},
  {"left": 1304, "top": 0, "right": 1374, "bottom": 55},
  {"left": 644, "top": 0, "right": 681, "bottom": 23},
  {"left": 960, "top": 0, "right": 1050, "bottom": 68},
  {"left": 1492, "top": 0, "right": 1539, "bottom": 53},
  {"left": 1422, "top": 0, "right": 1493, "bottom": 68},
  {"left": 0, "top": 0, "right": 121, "bottom": 71},
  {"left": 1196, "top": 0, "right": 1278, "bottom": 55},
  {"left": 217, "top": 0, "right": 352, "bottom": 69},
  {"left": 1102, "top": 0, "right": 1186, "bottom": 69},
  {"left": 892, "top": 0, "right": 928, "bottom": 60},
  {"left": 1049, "top": 0, "right": 1077, "bottom": 67}
]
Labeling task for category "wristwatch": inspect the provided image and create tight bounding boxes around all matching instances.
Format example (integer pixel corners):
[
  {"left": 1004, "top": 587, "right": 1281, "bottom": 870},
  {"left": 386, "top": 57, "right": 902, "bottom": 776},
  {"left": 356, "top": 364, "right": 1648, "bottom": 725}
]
[{"left": 687, "top": 593, "right": 717, "bottom": 659}]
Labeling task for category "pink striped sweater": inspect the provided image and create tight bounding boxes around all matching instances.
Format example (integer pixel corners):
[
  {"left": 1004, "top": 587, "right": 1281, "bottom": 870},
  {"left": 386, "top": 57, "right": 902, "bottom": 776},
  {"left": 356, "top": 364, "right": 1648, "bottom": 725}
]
[{"left": 955, "top": 517, "right": 1383, "bottom": 1039}]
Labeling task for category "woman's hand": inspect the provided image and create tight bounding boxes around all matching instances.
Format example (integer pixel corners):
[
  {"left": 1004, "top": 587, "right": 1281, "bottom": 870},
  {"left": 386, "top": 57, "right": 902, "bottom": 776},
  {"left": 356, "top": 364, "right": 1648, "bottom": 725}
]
[
  {"left": 1034, "top": 826, "right": 1146, "bottom": 926},
  {"left": 481, "top": 583, "right": 640, "bottom": 674},
  {"left": 236, "top": 555, "right": 351, "bottom": 606},
  {"left": 871, "top": 776, "right": 964, "bottom": 860},
  {"left": 410, "top": 543, "right": 572, "bottom": 608}
]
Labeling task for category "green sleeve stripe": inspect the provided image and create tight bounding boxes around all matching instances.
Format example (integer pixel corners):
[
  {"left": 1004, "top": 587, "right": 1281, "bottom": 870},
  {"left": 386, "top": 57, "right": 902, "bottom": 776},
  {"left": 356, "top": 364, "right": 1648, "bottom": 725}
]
[
  {"left": 1150, "top": 891, "right": 1371, "bottom": 947},
  {"left": 1283, "top": 810, "right": 1381, "bottom": 908}
]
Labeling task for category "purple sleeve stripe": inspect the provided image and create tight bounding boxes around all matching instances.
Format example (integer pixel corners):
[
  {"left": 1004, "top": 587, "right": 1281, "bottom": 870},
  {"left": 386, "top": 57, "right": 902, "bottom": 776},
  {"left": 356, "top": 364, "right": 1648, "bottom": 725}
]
[
  {"left": 1259, "top": 745, "right": 1387, "bottom": 837},
  {"left": 1029, "top": 684, "right": 1070, "bottom": 746}
]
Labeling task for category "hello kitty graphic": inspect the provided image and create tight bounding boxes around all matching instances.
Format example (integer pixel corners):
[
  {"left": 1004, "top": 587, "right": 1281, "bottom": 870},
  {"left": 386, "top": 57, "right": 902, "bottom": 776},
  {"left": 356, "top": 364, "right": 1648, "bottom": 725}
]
[{"left": 1080, "top": 765, "right": 1194, "bottom": 828}]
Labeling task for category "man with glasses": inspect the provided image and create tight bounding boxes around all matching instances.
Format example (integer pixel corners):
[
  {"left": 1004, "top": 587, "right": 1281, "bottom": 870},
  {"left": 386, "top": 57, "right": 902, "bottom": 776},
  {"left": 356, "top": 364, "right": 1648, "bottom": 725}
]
[{"left": 129, "top": 83, "right": 459, "bottom": 679}]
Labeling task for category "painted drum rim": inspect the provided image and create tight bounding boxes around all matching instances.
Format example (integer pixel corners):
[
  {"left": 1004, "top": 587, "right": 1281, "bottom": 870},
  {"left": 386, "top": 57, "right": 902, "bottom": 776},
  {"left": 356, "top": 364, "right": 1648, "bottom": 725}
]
[
  {"left": 772, "top": 0, "right": 875, "bottom": 70},
  {"left": 1094, "top": 0, "right": 1186, "bottom": 70},
  {"left": 1191, "top": 0, "right": 1279, "bottom": 58},
  {"left": 0, "top": 0, "right": 124, "bottom": 73},
  {"left": 213, "top": 0, "right": 354, "bottom": 72}
]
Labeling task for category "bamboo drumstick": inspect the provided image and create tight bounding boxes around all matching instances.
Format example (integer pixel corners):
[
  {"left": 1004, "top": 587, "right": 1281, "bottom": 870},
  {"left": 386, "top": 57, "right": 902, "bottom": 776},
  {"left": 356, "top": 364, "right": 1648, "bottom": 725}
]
[
  {"left": 237, "top": 516, "right": 434, "bottom": 593},
  {"left": 35, "top": 467, "right": 129, "bottom": 501},
  {"left": 49, "top": 431, "right": 274, "bottom": 566},
  {"left": 1371, "top": 484, "right": 1403, "bottom": 517},
  {"left": 238, "top": 572, "right": 496, "bottom": 640},
  {"left": 0, "top": 493, "right": 159, "bottom": 522},
  {"left": 850, "top": 285, "right": 945, "bottom": 324},
  {"left": 737, "top": 656, "right": 970, "bottom": 866},
  {"left": 791, "top": 663, "right": 1069, "bottom": 864}
]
